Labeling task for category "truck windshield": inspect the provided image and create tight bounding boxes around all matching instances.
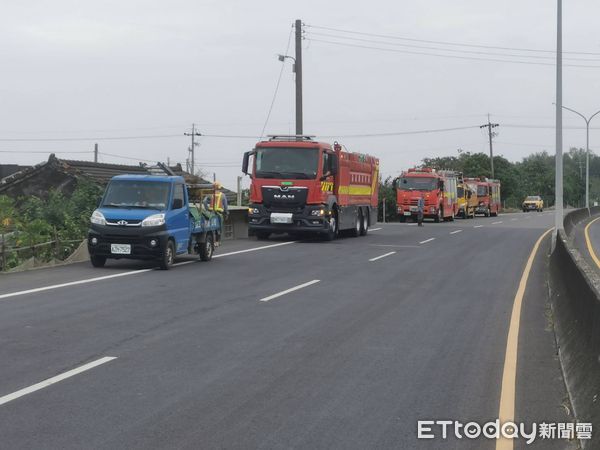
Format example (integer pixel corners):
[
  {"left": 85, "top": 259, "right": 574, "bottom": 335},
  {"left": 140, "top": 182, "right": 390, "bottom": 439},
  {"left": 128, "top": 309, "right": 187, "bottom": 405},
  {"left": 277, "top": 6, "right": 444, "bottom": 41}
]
[
  {"left": 477, "top": 185, "right": 488, "bottom": 196},
  {"left": 101, "top": 181, "right": 171, "bottom": 209},
  {"left": 398, "top": 177, "right": 437, "bottom": 191},
  {"left": 255, "top": 147, "right": 319, "bottom": 179},
  {"left": 457, "top": 186, "right": 464, "bottom": 198},
  {"left": 525, "top": 196, "right": 539, "bottom": 201}
]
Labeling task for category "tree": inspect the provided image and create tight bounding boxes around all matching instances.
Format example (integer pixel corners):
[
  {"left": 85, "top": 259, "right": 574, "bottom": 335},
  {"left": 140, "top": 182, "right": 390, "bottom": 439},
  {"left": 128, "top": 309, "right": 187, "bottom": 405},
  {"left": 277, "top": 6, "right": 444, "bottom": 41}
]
[{"left": 378, "top": 176, "right": 397, "bottom": 222}]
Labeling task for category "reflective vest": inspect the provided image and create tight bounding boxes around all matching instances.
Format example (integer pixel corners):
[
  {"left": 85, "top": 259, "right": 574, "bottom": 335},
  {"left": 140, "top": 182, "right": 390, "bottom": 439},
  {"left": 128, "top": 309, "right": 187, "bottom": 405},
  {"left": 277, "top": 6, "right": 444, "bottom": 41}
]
[{"left": 209, "top": 192, "right": 225, "bottom": 212}]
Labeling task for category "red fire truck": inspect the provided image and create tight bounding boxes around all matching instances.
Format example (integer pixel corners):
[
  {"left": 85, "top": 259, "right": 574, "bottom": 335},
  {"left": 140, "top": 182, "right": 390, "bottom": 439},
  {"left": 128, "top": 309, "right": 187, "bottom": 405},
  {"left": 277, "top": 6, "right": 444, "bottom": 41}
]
[
  {"left": 394, "top": 168, "right": 458, "bottom": 222},
  {"left": 242, "top": 135, "right": 379, "bottom": 240},
  {"left": 465, "top": 177, "right": 501, "bottom": 217}
]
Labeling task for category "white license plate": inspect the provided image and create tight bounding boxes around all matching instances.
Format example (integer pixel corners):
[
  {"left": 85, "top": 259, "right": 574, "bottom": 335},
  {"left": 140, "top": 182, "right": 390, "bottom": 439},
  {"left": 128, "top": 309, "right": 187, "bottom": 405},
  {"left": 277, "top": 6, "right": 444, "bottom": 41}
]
[
  {"left": 410, "top": 206, "right": 418, "bottom": 212},
  {"left": 111, "top": 243, "right": 131, "bottom": 254},
  {"left": 270, "top": 213, "right": 293, "bottom": 224},
  {"left": 404, "top": 211, "right": 412, "bottom": 216}
]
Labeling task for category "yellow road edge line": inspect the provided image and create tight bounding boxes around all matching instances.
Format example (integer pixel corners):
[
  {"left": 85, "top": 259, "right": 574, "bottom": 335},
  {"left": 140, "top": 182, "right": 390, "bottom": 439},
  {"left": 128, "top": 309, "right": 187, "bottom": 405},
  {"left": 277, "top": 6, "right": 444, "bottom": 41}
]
[
  {"left": 584, "top": 216, "right": 600, "bottom": 269},
  {"left": 496, "top": 227, "right": 553, "bottom": 450}
]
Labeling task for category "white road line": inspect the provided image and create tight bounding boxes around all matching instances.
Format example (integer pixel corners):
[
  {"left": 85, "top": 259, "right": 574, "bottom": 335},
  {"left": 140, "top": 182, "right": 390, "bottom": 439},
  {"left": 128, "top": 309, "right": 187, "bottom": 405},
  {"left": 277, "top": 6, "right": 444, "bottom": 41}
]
[
  {"left": 0, "top": 270, "right": 153, "bottom": 301},
  {"left": 450, "top": 230, "right": 463, "bottom": 235},
  {"left": 0, "top": 357, "right": 117, "bottom": 406},
  {"left": 419, "top": 238, "right": 435, "bottom": 244},
  {"left": 0, "top": 241, "right": 298, "bottom": 301},
  {"left": 368, "top": 251, "right": 396, "bottom": 262},
  {"left": 510, "top": 218, "right": 518, "bottom": 221},
  {"left": 474, "top": 225, "right": 484, "bottom": 228},
  {"left": 492, "top": 221, "right": 503, "bottom": 224},
  {"left": 371, "top": 244, "right": 419, "bottom": 248},
  {"left": 369, "top": 227, "right": 382, "bottom": 231},
  {"left": 213, "top": 241, "right": 296, "bottom": 258},
  {"left": 259, "top": 279, "right": 320, "bottom": 302}
]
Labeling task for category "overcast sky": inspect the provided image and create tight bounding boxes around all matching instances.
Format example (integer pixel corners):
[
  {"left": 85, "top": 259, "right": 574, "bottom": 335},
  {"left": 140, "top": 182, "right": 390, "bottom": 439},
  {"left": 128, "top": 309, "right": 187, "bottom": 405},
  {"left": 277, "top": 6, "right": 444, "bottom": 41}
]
[{"left": 2, "top": 0, "right": 600, "bottom": 190}]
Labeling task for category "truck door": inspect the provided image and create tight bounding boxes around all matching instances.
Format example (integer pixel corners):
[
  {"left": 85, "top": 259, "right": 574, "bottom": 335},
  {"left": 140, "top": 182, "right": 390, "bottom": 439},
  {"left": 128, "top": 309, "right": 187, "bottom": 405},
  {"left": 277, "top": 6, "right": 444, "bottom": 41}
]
[{"left": 168, "top": 183, "right": 191, "bottom": 254}]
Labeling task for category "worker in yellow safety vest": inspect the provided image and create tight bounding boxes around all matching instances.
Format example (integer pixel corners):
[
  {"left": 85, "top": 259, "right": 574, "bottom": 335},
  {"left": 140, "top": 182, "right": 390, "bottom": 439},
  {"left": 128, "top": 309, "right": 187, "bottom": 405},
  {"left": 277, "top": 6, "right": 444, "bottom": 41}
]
[{"left": 203, "top": 182, "right": 229, "bottom": 216}]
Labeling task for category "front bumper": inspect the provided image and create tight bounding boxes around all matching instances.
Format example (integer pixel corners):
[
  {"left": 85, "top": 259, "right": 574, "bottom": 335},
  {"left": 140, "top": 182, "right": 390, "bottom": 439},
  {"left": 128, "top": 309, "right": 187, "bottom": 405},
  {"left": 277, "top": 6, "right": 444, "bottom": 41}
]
[
  {"left": 397, "top": 205, "right": 437, "bottom": 218},
  {"left": 248, "top": 204, "right": 333, "bottom": 234},
  {"left": 523, "top": 204, "right": 540, "bottom": 210},
  {"left": 88, "top": 224, "right": 169, "bottom": 260}
]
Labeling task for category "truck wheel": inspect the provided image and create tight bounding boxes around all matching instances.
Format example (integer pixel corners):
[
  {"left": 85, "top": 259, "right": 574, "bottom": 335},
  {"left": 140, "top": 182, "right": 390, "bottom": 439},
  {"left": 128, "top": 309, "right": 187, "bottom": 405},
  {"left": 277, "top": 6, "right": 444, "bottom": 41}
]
[
  {"left": 199, "top": 233, "right": 214, "bottom": 261},
  {"left": 434, "top": 208, "right": 442, "bottom": 223},
  {"left": 323, "top": 211, "right": 338, "bottom": 241},
  {"left": 90, "top": 255, "right": 106, "bottom": 268},
  {"left": 350, "top": 210, "right": 361, "bottom": 237},
  {"left": 159, "top": 240, "right": 175, "bottom": 270},
  {"left": 255, "top": 231, "right": 270, "bottom": 240},
  {"left": 360, "top": 210, "right": 368, "bottom": 236}
]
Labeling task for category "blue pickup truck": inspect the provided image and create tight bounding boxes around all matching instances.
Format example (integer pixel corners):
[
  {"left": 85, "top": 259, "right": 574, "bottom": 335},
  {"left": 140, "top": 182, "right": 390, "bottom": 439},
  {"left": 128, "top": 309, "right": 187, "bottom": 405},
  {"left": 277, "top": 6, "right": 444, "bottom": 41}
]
[{"left": 88, "top": 175, "right": 222, "bottom": 269}]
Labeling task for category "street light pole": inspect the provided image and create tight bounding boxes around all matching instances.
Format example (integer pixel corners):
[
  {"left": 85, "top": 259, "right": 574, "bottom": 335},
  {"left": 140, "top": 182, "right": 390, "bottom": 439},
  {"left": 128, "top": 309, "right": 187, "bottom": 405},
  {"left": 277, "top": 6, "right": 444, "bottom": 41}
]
[
  {"left": 294, "top": 19, "right": 303, "bottom": 136},
  {"left": 561, "top": 105, "right": 600, "bottom": 209},
  {"left": 555, "top": 0, "right": 563, "bottom": 234}
]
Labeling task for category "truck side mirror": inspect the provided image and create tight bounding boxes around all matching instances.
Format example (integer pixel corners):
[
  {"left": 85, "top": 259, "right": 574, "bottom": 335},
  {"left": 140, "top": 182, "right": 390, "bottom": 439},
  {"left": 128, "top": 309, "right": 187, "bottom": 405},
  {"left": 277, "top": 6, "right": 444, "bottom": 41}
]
[
  {"left": 392, "top": 179, "right": 398, "bottom": 189},
  {"left": 438, "top": 180, "right": 444, "bottom": 190},
  {"left": 172, "top": 198, "right": 183, "bottom": 209},
  {"left": 242, "top": 151, "right": 250, "bottom": 175}
]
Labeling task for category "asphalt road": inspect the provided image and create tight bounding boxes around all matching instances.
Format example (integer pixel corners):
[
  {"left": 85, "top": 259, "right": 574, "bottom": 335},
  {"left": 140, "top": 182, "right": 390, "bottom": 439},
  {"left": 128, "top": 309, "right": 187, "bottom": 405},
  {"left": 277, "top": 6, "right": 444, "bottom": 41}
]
[{"left": 0, "top": 212, "right": 573, "bottom": 449}]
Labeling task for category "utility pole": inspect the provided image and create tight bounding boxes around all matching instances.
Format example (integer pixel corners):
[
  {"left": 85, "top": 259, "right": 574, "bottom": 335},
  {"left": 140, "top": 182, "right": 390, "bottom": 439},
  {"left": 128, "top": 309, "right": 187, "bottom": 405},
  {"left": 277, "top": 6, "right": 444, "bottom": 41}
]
[
  {"left": 480, "top": 115, "right": 499, "bottom": 179},
  {"left": 94, "top": 143, "right": 98, "bottom": 163},
  {"left": 295, "top": 19, "right": 303, "bottom": 136},
  {"left": 237, "top": 176, "right": 242, "bottom": 206},
  {"left": 184, "top": 124, "right": 201, "bottom": 176},
  {"left": 555, "top": 0, "right": 563, "bottom": 234}
]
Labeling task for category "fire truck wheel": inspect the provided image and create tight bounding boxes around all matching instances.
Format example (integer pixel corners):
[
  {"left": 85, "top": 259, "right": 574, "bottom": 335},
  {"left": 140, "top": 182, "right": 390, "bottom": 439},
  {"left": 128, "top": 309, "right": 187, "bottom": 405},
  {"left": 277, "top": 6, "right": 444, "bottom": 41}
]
[
  {"left": 159, "top": 240, "right": 175, "bottom": 270},
  {"left": 350, "top": 210, "right": 361, "bottom": 237},
  {"left": 199, "top": 233, "right": 214, "bottom": 261},
  {"left": 434, "top": 208, "right": 442, "bottom": 223},
  {"left": 255, "top": 231, "right": 270, "bottom": 240},
  {"left": 449, "top": 211, "right": 455, "bottom": 222},
  {"left": 360, "top": 210, "right": 368, "bottom": 236}
]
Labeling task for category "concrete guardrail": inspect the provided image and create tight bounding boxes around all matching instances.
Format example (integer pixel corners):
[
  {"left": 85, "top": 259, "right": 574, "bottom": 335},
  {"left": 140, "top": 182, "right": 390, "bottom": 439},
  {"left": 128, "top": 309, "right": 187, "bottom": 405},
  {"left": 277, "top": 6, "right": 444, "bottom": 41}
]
[{"left": 550, "top": 207, "right": 600, "bottom": 448}]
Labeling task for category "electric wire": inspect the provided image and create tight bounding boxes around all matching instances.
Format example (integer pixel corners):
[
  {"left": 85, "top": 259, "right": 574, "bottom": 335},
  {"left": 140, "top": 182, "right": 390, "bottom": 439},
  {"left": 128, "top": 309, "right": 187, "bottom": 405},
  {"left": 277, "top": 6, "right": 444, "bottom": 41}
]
[
  {"left": 306, "top": 32, "right": 600, "bottom": 62},
  {"left": 306, "top": 38, "right": 600, "bottom": 68},
  {"left": 306, "top": 24, "right": 600, "bottom": 56},
  {"left": 260, "top": 27, "right": 294, "bottom": 138}
]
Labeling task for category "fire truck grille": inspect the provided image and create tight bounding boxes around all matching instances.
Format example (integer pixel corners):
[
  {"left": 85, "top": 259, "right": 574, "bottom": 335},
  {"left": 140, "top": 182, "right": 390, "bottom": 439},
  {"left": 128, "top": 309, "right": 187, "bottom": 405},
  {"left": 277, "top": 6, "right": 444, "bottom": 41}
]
[{"left": 261, "top": 186, "right": 308, "bottom": 210}]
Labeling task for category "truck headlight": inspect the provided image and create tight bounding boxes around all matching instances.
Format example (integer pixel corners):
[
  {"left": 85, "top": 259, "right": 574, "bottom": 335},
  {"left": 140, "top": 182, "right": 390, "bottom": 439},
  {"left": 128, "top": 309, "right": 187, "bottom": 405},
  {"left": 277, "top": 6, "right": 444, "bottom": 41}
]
[
  {"left": 90, "top": 210, "right": 106, "bottom": 225},
  {"left": 311, "top": 209, "right": 325, "bottom": 216},
  {"left": 142, "top": 213, "right": 165, "bottom": 227},
  {"left": 248, "top": 208, "right": 260, "bottom": 215}
]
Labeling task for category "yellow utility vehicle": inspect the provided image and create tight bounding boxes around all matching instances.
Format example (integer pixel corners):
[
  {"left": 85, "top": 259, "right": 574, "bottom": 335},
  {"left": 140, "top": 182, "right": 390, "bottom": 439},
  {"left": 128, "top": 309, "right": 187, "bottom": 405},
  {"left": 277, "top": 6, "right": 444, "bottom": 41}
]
[{"left": 522, "top": 195, "right": 543, "bottom": 212}]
